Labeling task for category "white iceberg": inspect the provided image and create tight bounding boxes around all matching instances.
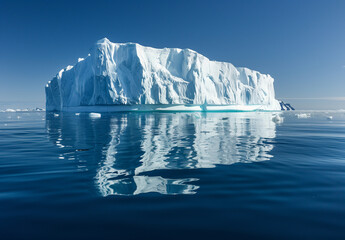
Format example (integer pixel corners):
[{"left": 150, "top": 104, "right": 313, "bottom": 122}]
[{"left": 45, "top": 38, "right": 280, "bottom": 112}]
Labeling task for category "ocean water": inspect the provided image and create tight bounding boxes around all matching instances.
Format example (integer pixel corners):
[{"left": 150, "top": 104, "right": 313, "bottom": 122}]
[{"left": 1, "top": 111, "right": 345, "bottom": 239}]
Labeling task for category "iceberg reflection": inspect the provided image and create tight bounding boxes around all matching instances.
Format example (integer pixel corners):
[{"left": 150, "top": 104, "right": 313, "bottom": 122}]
[{"left": 46, "top": 112, "right": 277, "bottom": 196}]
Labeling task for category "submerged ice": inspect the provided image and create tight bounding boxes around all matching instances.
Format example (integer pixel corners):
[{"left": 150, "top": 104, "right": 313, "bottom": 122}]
[{"left": 46, "top": 38, "right": 280, "bottom": 111}]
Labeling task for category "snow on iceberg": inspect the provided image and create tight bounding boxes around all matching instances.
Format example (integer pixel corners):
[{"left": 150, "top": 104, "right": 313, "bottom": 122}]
[{"left": 45, "top": 38, "right": 280, "bottom": 112}]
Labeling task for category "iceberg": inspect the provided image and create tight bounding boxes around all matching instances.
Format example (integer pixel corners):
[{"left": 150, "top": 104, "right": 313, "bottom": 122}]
[{"left": 45, "top": 38, "right": 280, "bottom": 112}]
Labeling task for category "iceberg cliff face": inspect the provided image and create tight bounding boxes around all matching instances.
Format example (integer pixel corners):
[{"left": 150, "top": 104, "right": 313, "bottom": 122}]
[{"left": 45, "top": 38, "right": 280, "bottom": 111}]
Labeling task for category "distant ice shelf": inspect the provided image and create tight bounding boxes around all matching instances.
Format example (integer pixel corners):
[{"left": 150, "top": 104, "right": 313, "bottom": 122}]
[
  {"left": 0, "top": 108, "right": 45, "bottom": 113},
  {"left": 45, "top": 38, "right": 281, "bottom": 112}
]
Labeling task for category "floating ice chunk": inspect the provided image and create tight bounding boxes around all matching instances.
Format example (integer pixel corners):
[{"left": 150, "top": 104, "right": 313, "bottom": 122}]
[
  {"left": 296, "top": 113, "right": 311, "bottom": 119},
  {"left": 327, "top": 116, "right": 333, "bottom": 120},
  {"left": 272, "top": 114, "right": 283, "bottom": 123},
  {"left": 90, "top": 113, "right": 101, "bottom": 118},
  {"left": 75, "top": 113, "right": 80, "bottom": 116},
  {"left": 54, "top": 113, "right": 60, "bottom": 117}
]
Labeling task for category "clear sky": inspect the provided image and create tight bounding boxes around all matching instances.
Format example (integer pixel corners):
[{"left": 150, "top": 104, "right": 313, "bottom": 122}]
[{"left": 0, "top": 0, "right": 344, "bottom": 109}]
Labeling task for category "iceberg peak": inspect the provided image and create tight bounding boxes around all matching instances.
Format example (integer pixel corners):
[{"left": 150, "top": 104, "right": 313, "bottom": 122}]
[
  {"left": 45, "top": 38, "right": 280, "bottom": 112},
  {"left": 96, "top": 37, "right": 111, "bottom": 44}
]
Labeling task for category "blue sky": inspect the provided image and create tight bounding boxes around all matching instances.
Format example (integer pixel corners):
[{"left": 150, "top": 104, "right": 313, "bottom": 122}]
[{"left": 0, "top": 0, "right": 344, "bottom": 108}]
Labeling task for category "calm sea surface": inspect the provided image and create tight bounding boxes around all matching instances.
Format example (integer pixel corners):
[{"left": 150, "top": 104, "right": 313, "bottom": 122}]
[{"left": 1, "top": 111, "right": 345, "bottom": 239}]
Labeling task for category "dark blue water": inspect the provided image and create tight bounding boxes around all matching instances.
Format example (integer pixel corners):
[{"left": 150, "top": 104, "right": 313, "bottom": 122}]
[{"left": 1, "top": 111, "right": 345, "bottom": 239}]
